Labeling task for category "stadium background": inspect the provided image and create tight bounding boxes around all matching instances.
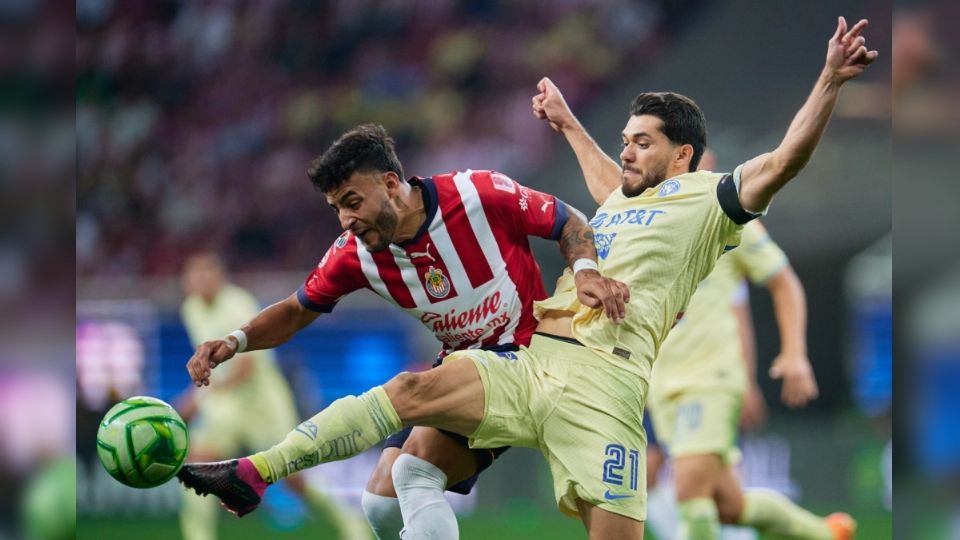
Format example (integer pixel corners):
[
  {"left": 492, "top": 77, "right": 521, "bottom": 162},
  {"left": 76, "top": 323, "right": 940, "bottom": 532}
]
[{"left": 74, "top": 0, "right": 894, "bottom": 538}]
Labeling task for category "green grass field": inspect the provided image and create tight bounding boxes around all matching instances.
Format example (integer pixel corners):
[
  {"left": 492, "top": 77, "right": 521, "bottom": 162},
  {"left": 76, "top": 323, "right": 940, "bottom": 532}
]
[{"left": 78, "top": 505, "right": 892, "bottom": 540}]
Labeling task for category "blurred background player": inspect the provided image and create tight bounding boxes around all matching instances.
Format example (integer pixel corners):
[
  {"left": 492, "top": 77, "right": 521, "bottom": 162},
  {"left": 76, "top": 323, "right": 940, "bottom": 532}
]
[{"left": 175, "top": 252, "right": 370, "bottom": 540}]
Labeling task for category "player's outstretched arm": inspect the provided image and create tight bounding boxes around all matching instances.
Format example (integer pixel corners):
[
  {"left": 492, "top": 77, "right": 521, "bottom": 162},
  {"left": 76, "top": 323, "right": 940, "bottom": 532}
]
[
  {"left": 738, "top": 16, "right": 879, "bottom": 213},
  {"left": 765, "top": 265, "right": 819, "bottom": 407},
  {"left": 533, "top": 77, "right": 621, "bottom": 205},
  {"left": 186, "top": 293, "right": 320, "bottom": 387},
  {"left": 558, "top": 203, "right": 630, "bottom": 322}
]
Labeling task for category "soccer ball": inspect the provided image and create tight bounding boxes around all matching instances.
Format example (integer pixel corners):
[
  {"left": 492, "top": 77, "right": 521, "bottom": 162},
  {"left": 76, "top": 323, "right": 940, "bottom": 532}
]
[{"left": 96, "top": 396, "right": 188, "bottom": 488}]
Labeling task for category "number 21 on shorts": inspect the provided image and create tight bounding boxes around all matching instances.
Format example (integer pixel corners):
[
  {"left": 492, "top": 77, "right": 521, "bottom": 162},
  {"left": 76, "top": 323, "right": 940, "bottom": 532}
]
[{"left": 602, "top": 443, "right": 639, "bottom": 492}]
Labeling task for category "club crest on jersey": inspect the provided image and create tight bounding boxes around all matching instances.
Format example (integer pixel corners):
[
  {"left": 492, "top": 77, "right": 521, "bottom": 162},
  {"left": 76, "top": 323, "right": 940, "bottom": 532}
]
[
  {"left": 423, "top": 266, "right": 451, "bottom": 299},
  {"left": 335, "top": 232, "right": 349, "bottom": 249},
  {"left": 658, "top": 179, "right": 680, "bottom": 197},
  {"left": 594, "top": 232, "right": 617, "bottom": 259}
]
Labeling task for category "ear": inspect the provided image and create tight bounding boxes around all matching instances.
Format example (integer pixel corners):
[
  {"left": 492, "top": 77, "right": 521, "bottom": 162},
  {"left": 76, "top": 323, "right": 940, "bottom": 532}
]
[
  {"left": 676, "top": 144, "right": 694, "bottom": 167},
  {"left": 382, "top": 171, "right": 402, "bottom": 195}
]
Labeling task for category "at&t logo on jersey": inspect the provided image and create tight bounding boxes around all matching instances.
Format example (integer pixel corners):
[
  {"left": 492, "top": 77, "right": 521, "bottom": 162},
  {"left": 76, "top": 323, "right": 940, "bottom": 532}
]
[
  {"left": 658, "top": 179, "right": 680, "bottom": 197},
  {"left": 423, "top": 266, "right": 451, "bottom": 299}
]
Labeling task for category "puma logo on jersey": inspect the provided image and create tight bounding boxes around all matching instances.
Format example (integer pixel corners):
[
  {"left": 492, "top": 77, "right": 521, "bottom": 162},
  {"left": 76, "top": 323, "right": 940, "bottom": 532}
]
[
  {"left": 540, "top": 200, "right": 554, "bottom": 213},
  {"left": 409, "top": 243, "right": 436, "bottom": 262}
]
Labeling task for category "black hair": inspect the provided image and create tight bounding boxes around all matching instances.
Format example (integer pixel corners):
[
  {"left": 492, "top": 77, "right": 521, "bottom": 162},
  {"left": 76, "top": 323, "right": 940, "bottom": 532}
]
[
  {"left": 307, "top": 123, "right": 404, "bottom": 192},
  {"left": 630, "top": 92, "right": 707, "bottom": 171}
]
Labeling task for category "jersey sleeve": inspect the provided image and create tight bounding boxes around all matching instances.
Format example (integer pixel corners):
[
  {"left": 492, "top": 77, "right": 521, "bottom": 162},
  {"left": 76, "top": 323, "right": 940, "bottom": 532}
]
[
  {"left": 732, "top": 221, "right": 789, "bottom": 285},
  {"left": 470, "top": 171, "right": 569, "bottom": 240},
  {"left": 716, "top": 164, "right": 768, "bottom": 225},
  {"left": 296, "top": 233, "right": 365, "bottom": 313}
]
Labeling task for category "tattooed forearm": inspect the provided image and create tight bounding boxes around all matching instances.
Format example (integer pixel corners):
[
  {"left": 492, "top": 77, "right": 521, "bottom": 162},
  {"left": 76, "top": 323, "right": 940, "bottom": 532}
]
[{"left": 558, "top": 204, "right": 597, "bottom": 266}]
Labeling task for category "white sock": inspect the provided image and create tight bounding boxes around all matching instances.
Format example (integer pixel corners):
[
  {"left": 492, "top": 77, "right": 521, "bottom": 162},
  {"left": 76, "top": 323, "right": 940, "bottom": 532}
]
[
  {"left": 392, "top": 454, "right": 458, "bottom": 540},
  {"left": 646, "top": 483, "right": 680, "bottom": 540},
  {"left": 361, "top": 491, "right": 404, "bottom": 540}
]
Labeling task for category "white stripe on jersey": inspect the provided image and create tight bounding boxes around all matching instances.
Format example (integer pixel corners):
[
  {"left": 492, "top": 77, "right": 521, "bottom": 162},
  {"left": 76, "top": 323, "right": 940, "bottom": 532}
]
[
  {"left": 388, "top": 243, "right": 430, "bottom": 306},
  {"left": 355, "top": 236, "right": 394, "bottom": 301},
  {"left": 452, "top": 171, "right": 520, "bottom": 346},
  {"left": 426, "top": 205, "right": 473, "bottom": 298}
]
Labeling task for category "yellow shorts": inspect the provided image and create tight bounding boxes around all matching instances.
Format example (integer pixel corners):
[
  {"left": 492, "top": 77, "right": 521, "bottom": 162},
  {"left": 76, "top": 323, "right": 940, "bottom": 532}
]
[
  {"left": 648, "top": 390, "right": 742, "bottom": 465},
  {"left": 446, "top": 334, "right": 649, "bottom": 521},
  {"left": 189, "top": 387, "right": 299, "bottom": 456}
]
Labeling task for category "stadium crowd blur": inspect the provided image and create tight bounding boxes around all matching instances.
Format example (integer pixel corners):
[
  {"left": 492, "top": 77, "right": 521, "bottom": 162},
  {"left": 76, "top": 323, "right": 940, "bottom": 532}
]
[{"left": 76, "top": 0, "right": 690, "bottom": 277}]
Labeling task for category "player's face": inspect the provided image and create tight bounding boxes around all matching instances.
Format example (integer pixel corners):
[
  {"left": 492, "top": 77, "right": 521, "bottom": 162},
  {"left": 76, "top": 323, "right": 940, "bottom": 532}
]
[
  {"left": 181, "top": 254, "right": 225, "bottom": 302},
  {"left": 619, "top": 115, "right": 676, "bottom": 197},
  {"left": 326, "top": 171, "right": 399, "bottom": 252}
]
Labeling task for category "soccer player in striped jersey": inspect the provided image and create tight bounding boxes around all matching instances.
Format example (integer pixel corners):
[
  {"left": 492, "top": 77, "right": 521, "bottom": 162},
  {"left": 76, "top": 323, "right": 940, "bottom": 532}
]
[
  {"left": 177, "top": 123, "right": 626, "bottom": 539},
  {"left": 180, "top": 17, "right": 874, "bottom": 540}
]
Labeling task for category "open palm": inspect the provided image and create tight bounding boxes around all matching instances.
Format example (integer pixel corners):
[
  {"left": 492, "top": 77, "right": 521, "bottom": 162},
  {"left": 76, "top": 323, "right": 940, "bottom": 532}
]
[{"left": 826, "top": 16, "right": 879, "bottom": 83}]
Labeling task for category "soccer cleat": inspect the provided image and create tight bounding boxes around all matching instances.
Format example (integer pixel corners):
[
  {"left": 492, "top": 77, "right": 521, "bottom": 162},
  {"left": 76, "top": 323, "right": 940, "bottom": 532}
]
[
  {"left": 177, "top": 458, "right": 268, "bottom": 517},
  {"left": 825, "top": 512, "right": 857, "bottom": 540}
]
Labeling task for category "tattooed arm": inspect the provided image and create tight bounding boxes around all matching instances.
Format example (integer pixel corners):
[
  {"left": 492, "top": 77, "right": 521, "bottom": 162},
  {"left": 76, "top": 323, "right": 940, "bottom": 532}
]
[{"left": 558, "top": 203, "right": 630, "bottom": 322}]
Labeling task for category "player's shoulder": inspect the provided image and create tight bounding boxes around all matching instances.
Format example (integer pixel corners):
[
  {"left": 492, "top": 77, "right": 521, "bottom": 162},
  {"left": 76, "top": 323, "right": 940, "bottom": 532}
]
[
  {"left": 432, "top": 169, "right": 520, "bottom": 194},
  {"left": 316, "top": 231, "right": 360, "bottom": 268},
  {"left": 672, "top": 170, "right": 727, "bottom": 191}
]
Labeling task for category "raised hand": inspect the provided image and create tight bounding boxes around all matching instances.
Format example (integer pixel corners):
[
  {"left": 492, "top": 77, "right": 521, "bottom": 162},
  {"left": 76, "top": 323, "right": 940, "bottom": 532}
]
[
  {"left": 532, "top": 77, "right": 577, "bottom": 133},
  {"left": 825, "top": 16, "right": 879, "bottom": 84}
]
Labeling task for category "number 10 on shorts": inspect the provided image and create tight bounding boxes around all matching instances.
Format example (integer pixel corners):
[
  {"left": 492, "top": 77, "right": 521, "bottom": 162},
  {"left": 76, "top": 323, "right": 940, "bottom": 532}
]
[{"left": 602, "top": 443, "right": 639, "bottom": 491}]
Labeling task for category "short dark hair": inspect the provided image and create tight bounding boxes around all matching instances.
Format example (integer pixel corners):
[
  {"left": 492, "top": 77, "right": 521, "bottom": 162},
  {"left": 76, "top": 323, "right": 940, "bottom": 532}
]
[
  {"left": 630, "top": 92, "right": 706, "bottom": 172},
  {"left": 307, "top": 124, "right": 404, "bottom": 192}
]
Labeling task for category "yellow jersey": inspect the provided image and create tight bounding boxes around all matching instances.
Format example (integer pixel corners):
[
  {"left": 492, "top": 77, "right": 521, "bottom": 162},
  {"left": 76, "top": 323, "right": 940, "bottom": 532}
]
[
  {"left": 534, "top": 170, "right": 746, "bottom": 381},
  {"left": 181, "top": 284, "right": 291, "bottom": 408},
  {"left": 650, "top": 220, "right": 788, "bottom": 400}
]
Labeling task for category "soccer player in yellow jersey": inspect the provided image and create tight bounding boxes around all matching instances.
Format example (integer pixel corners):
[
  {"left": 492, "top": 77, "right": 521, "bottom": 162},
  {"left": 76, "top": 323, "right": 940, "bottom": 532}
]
[
  {"left": 179, "top": 17, "right": 875, "bottom": 540},
  {"left": 175, "top": 253, "right": 370, "bottom": 540}
]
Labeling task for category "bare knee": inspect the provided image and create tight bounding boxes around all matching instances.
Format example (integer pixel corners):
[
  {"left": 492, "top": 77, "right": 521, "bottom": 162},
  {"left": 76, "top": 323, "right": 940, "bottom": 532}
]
[
  {"left": 713, "top": 468, "right": 745, "bottom": 524},
  {"left": 673, "top": 454, "right": 723, "bottom": 501},
  {"left": 716, "top": 499, "right": 742, "bottom": 525},
  {"left": 384, "top": 371, "right": 433, "bottom": 420}
]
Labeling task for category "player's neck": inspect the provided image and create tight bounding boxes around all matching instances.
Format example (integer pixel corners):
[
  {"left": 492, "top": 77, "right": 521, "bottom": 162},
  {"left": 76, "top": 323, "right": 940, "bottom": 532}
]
[{"left": 392, "top": 185, "right": 426, "bottom": 243}]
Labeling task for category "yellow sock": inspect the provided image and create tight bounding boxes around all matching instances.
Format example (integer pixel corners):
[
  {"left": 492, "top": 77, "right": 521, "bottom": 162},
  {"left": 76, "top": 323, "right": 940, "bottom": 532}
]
[
  {"left": 249, "top": 386, "right": 402, "bottom": 484},
  {"left": 738, "top": 489, "right": 832, "bottom": 540},
  {"left": 678, "top": 497, "right": 720, "bottom": 540}
]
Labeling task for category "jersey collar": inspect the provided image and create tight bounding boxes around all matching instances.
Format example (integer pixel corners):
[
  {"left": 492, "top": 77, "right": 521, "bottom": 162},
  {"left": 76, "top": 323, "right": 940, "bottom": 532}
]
[{"left": 399, "top": 177, "right": 438, "bottom": 246}]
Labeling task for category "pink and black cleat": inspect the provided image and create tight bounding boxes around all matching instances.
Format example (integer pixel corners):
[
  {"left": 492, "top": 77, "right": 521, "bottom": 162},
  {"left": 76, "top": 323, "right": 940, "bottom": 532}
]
[{"left": 177, "top": 458, "right": 268, "bottom": 517}]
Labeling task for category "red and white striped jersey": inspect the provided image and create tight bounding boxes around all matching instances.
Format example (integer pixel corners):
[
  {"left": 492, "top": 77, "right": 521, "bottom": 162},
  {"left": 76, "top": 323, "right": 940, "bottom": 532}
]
[{"left": 297, "top": 170, "right": 569, "bottom": 355}]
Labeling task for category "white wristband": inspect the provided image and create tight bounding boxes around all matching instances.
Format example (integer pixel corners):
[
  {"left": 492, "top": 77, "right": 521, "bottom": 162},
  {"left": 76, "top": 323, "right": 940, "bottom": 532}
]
[
  {"left": 572, "top": 258, "right": 599, "bottom": 274},
  {"left": 227, "top": 329, "right": 248, "bottom": 353}
]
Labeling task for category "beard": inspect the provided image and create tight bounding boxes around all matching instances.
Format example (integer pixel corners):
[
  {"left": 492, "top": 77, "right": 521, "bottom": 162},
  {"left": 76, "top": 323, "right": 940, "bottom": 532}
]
[
  {"left": 363, "top": 198, "right": 399, "bottom": 252},
  {"left": 621, "top": 160, "right": 670, "bottom": 198}
]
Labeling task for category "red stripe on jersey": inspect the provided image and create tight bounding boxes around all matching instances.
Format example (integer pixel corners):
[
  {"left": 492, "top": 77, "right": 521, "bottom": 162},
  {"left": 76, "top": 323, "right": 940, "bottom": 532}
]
[
  {"left": 369, "top": 249, "right": 417, "bottom": 309},
  {"left": 432, "top": 175, "right": 495, "bottom": 289}
]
